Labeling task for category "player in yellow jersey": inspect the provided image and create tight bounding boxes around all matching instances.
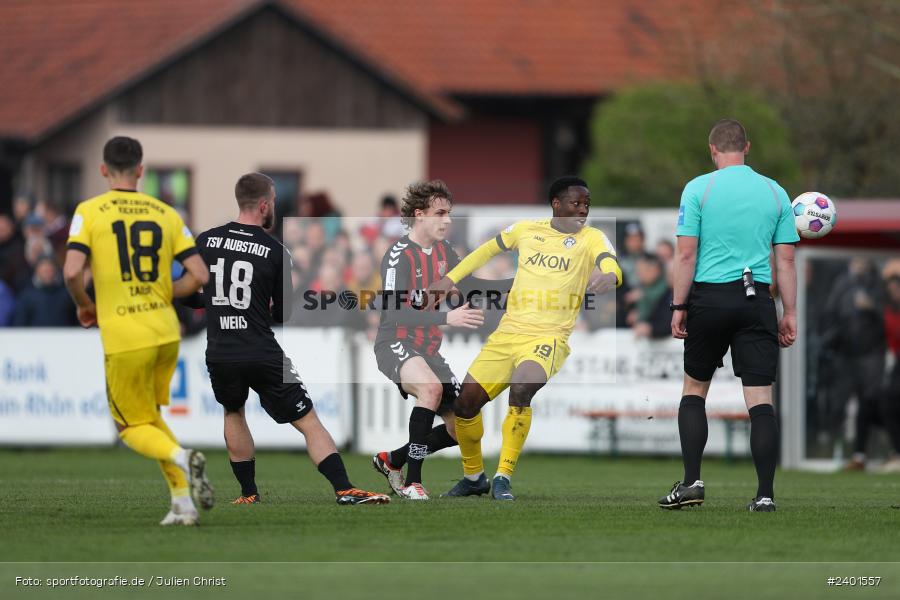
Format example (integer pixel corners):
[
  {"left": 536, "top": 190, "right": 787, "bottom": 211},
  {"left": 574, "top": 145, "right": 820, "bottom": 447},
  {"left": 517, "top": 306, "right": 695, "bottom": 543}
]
[
  {"left": 63, "top": 136, "right": 213, "bottom": 526},
  {"left": 429, "top": 176, "right": 622, "bottom": 500}
]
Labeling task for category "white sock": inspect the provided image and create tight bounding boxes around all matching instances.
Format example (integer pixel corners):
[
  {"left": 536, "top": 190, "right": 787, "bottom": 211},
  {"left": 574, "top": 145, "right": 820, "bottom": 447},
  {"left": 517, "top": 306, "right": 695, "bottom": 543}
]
[
  {"left": 464, "top": 471, "right": 484, "bottom": 482},
  {"left": 171, "top": 448, "right": 190, "bottom": 473},
  {"left": 172, "top": 495, "right": 196, "bottom": 513}
]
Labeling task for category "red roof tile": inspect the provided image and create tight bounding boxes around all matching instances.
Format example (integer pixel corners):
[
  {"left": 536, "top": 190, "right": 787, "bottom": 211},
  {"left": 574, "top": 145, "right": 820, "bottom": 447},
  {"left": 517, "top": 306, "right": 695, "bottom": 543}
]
[{"left": 0, "top": 0, "right": 711, "bottom": 141}]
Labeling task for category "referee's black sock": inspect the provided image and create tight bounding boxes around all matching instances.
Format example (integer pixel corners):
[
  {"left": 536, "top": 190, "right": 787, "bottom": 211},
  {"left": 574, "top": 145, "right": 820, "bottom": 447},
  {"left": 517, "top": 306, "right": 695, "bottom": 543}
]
[
  {"left": 749, "top": 403, "right": 778, "bottom": 499},
  {"left": 404, "top": 407, "right": 436, "bottom": 486},
  {"left": 229, "top": 459, "right": 257, "bottom": 497},
  {"left": 317, "top": 452, "right": 353, "bottom": 492},
  {"left": 389, "top": 424, "right": 457, "bottom": 468},
  {"left": 678, "top": 395, "right": 708, "bottom": 486}
]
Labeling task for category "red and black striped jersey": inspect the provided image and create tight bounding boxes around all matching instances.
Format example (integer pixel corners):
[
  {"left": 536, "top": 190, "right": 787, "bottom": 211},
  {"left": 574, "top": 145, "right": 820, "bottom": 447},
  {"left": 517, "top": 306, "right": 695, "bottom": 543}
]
[{"left": 375, "top": 235, "right": 461, "bottom": 356}]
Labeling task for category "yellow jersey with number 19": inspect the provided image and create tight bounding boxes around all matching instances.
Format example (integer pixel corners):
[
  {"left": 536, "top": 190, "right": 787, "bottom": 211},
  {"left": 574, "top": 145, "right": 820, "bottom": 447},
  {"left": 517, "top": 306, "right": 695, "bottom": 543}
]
[
  {"left": 496, "top": 219, "right": 618, "bottom": 338},
  {"left": 66, "top": 190, "right": 198, "bottom": 355}
]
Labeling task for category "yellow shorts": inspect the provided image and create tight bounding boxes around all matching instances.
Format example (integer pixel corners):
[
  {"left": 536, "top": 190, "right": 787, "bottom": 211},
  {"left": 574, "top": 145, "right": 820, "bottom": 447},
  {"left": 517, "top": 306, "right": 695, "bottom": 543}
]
[
  {"left": 467, "top": 331, "right": 570, "bottom": 400},
  {"left": 104, "top": 341, "right": 179, "bottom": 426}
]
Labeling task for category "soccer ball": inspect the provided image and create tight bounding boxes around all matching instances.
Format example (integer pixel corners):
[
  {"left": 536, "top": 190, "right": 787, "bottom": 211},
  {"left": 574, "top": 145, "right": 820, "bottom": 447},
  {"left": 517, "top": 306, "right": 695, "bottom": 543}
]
[{"left": 792, "top": 192, "right": 836, "bottom": 239}]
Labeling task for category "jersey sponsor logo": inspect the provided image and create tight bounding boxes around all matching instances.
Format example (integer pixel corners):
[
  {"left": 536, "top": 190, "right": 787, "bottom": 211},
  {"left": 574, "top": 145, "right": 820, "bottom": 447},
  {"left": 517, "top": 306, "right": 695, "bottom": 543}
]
[
  {"left": 182, "top": 225, "right": 194, "bottom": 239},
  {"left": 678, "top": 205, "right": 685, "bottom": 225},
  {"left": 219, "top": 315, "right": 248, "bottom": 329},
  {"left": 563, "top": 236, "right": 576, "bottom": 249},
  {"left": 68, "top": 214, "right": 83, "bottom": 236},
  {"left": 524, "top": 252, "right": 571, "bottom": 271},
  {"left": 504, "top": 224, "right": 514, "bottom": 234},
  {"left": 533, "top": 235, "right": 545, "bottom": 242},
  {"left": 385, "top": 267, "right": 397, "bottom": 291},
  {"left": 227, "top": 228, "right": 254, "bottom": 237}
]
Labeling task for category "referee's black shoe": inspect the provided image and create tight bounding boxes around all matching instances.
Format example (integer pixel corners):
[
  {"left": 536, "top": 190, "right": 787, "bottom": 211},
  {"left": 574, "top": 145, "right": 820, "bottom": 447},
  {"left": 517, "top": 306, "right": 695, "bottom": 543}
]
[
  {"left": 747, "top": 496, "right": 776, "bottom": 512},
  {"left": 657, "top": 480, "right": 705, "bottom": 509}
]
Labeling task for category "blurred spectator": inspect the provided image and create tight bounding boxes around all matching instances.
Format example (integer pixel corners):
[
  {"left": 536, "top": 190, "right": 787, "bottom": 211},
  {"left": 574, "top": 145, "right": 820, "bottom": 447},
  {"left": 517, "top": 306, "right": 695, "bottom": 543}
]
[
  {"left": 823, "top": 258, "right": 886, "bottom": 470},
  {"left": 21, "top": 215, "right": 53, "bottom": 289},
  {"left": 0, "top": 280, "right": 14, "bottom": 326},
  {"left": 12, "top": 195, "right": 31, "bottom": 227},
  {"left": 12, "top": 255, "right": 76, "bottom": 326},
  {"left": 378, "top": 194, "right": 405, "bottom": 239},
  {"left": 0, "top": 214, "right": 26, "bottom": 288},
  {"left": 40, "top": 201, "right": 70, "bottom": 259},
  {"left": 300, "top": 192, "right": 342, "bottom": 241},
  {"left": 346, "top": 251, "right": 379, "bottom": 297},
  {"left": 304, "top": 220, "right": 327, "bottom": 270},
  {"left": 295, "top": 263, "right": 363, "bottom": 329},
  {"left": 618, "top": 222, "right": 645, "bottom": 290},
  {"left": 655, "top": 239, "right": 674, "bottom": 264},
  {"left": 880, "top": 275, "right": 900, "bottom": 472},
  {"left": 630, "top": 253, "right": 673, "bottom": 339},
  {"left": 282, "top": 218, "right": 303, "bottom": 248}
]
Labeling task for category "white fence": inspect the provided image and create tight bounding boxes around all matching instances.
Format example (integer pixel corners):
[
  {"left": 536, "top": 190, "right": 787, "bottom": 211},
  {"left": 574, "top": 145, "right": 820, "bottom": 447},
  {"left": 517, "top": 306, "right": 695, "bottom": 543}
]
[{"left": 0, "top": 328, "right": 750, "bottom": 456}]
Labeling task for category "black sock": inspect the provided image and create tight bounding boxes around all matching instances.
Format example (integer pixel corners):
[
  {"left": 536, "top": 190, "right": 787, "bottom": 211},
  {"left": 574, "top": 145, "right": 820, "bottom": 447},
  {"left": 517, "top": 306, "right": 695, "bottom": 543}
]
[
  {"left": 404, "top": 406, "right": 436, "bottom": 486},
  {"left": 749, "top": 403, "right": 778, "bottom": 499},
  {"left": 426, "top": 423, "right": 458, "bottom": 453},
  {"left": 317, "top": 452, "right": 353, "bottom": 493},
  {"left": 389, "top": 445, "right": 408, "bottom": 468},
  {"left": 678, "top": 395, "right": 707, "bottom": 486},
  {"left": 389, "top": 424, "right": 457, "bottom": 468},
  {"left": 230, "top": 459, "right": 257, "bottom": 497}
]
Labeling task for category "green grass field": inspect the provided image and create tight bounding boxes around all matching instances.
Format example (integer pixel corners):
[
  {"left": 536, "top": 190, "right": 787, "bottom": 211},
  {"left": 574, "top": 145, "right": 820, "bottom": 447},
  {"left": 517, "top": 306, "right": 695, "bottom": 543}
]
[{"left": 2, "top": 448, "right": 899, "bottom": 599}]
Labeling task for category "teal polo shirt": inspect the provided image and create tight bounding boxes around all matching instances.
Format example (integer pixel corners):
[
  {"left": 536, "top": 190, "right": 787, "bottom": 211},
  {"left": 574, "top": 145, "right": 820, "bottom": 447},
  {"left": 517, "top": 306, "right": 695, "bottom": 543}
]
[{"left": 676, "top": 165, "right": 799, "bottom": 284}]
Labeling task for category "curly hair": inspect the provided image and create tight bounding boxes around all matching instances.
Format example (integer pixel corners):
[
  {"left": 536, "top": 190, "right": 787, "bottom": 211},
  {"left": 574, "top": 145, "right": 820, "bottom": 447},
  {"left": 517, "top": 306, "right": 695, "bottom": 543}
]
[{"left": 400, "top": 180, "right": 453, "bottom": 228}]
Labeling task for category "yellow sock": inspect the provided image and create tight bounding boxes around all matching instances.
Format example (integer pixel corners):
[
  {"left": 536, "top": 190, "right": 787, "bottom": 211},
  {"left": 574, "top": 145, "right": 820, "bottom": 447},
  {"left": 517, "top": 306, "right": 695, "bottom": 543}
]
[
  {"left": 152, "top": 417, "right": 190, "bottom": 498},
  {"left": 496, "top": 407, "right": 533, "bottom": 479},
  {"left": 455, "top": 413, "right": 485, "bottom": 476},
  {"left": 118, "top": 423, "right": 182, "bottom": 462}
]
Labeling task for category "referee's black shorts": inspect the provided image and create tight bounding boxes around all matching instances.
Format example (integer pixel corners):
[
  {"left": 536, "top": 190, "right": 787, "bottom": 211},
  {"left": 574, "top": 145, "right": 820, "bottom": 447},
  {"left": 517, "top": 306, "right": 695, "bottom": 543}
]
[{"left": 684, "top": 280, "right": 779, "bottom": 386}]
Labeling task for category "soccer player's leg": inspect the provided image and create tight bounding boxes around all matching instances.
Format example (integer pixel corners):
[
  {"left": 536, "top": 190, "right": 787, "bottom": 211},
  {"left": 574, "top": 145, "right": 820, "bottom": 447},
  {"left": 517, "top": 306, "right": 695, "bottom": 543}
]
[
  {"left": 224, "top": 407, "right": 259, "bottom": 504},
  {"left": 733, "top": 309, "right": 780, "bottom": 512},
  {"left": 208, "top": 362, "right": 257, "bottom": 503},
  {"left": 256, "top": 355, "right": 389, "bottom": 505},
  {"left": 491, "top": 336, "right": 570, "bottom": 500},
  {"left": 444, "top": 337, "right": 511, "bottom": 497},
  {"left": 658, "top": 302, "right": 729, "bottom": 510},
  {"left": 154, "top": 341, "right": 213, "bottom": 515},
  {"left": 392, "top": 356, "right": 452, "bottom": 499},
  {"left": 107, "top": 343, "right": 207, "bottom": 524}
]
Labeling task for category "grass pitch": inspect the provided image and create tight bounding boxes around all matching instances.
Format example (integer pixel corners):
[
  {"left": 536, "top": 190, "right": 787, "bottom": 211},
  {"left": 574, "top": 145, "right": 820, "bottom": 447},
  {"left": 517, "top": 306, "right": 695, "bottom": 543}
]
[{"left": 2, "top": 448, "right": 899, "bottom": 599}]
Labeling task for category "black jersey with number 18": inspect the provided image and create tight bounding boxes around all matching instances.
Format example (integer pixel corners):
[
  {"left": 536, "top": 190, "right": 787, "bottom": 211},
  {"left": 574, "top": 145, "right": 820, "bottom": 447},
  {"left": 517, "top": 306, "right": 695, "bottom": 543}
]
[{"left": 194, "top": 222, "right": 291, "bottom": 362}]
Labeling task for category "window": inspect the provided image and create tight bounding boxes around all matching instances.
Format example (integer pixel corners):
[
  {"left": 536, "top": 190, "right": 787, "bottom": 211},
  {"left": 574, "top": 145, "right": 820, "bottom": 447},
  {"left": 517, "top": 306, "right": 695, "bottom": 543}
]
[
  {"left": 259, "top": 169, "right": 303, "bottom": 238},
  {"left": 46, "top": 163, "right": 82, "bottom": 209},
  {"left": 143, "top": 167, "right": 191, "bottom": 216}
]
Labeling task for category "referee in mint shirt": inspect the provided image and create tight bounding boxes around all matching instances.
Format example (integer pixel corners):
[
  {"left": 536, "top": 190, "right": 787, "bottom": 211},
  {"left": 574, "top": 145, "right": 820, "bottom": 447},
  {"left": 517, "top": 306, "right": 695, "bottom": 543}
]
[{"left": 657, "top": 119, "right": 799, "bottom": 513}]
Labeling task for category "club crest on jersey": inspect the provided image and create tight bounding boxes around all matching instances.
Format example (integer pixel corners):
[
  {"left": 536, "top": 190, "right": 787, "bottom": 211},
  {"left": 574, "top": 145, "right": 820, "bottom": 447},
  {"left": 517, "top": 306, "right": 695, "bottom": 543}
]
[
  {"left": 415, "top": 268, "right": 423, "bottom": 279},
  {"left": 563, "top": 236, "right": 577, "bottom": 249},
  {"left": 438, "top": 261, "right": 447, "bottom": 277}
]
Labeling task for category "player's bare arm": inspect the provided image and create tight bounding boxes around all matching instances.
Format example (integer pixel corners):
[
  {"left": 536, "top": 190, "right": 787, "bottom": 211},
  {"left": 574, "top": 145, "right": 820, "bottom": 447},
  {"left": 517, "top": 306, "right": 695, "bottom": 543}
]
[
  {"left": 671, "top": 235, "right": 697, "bottom": 339},
  {"left": 172, "top": 254, "right": 210, "bottom": 298},
  {"left": 774, "top": 243, "right": 797, "bottom": 348},
  {"left": 62, "top": 248, "right": 97, "bottom": 327}
]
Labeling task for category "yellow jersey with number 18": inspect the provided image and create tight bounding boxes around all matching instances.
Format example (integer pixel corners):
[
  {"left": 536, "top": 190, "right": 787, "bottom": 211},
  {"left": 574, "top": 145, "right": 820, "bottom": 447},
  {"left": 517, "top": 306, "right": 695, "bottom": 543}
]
[{"left": 66, "top": 190, "right": 197, "bottom": 355}]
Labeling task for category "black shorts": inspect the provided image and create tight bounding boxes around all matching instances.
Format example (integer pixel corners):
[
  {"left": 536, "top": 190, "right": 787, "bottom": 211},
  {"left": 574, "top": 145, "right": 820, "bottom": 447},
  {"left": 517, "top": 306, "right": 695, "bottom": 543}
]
[
  {"left": 374, "top": 341, "right": 460, "bottom": 413},
  {"left": 207, "top": 354, "right": 313, "bottom": 424},
  {"left": 683, "top": 281, "right": 779, "bottom": 386}
]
